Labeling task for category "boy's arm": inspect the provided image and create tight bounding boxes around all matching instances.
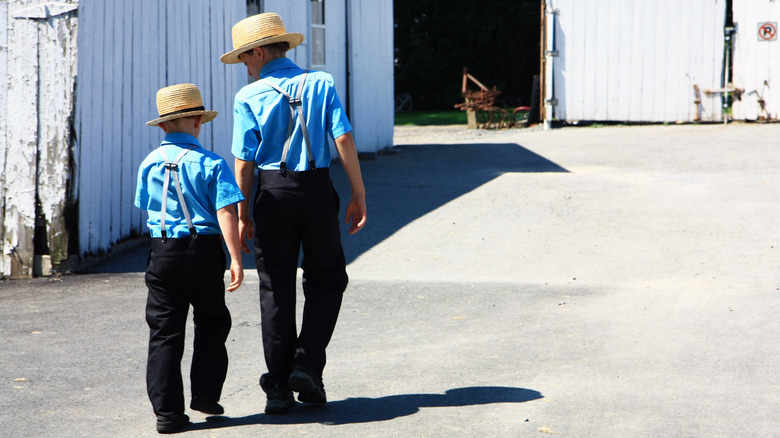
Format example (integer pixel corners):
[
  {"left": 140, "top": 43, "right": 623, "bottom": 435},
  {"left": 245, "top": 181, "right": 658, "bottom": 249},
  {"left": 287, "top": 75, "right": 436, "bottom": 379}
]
[
  {"left": 234, "top": 158, "right": 256, "bottom": 253},
  {"left": 334, "top": 132, "right": 367, "bottom": 235},
  {"left": 217, "top": 204, "right": 244, "bottom": 292}
]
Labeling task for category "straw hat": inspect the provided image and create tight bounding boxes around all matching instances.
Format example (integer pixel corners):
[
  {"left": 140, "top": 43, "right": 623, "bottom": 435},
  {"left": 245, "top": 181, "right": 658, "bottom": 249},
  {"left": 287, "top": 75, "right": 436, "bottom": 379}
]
[
  {"left": 146, "top": 83, "right": 218, "bottom": 126},
  {"left": 220, "top": 13, "right": 305, "bottom": 64}
]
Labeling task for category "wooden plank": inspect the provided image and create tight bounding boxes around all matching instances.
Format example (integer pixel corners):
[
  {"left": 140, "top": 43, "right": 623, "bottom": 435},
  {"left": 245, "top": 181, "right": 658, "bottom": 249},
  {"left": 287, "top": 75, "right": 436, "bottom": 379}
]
[
  {"left": 209, "top": 0, "right": 224, "bottom": 156},
  {"left": 37, "top": 6, "right": 78, "bottom": 272},
  {"left": 5, "top": 0, "right": 39, "bottom": 277},
  {"left": 614, "top": 0, "right": 632, "bottom": 120},
  {"left": 166, "top": 1, "right": 182, "bottom": 84},
  {"left": 75, "top": 0, "right": 90, "bottom": 257},
  {"left": 628, "top": 1, "right": 647, "bottom": 121},
  {"left": 117, "top": 0, "right": 132, "bottom": 240},
  {"left": 325, "top": 0, "right": 347, "bottom": 101},
  {"left": 664, "top": 0, "right": 681, "bottom": 121},
  {"left": 107, "top": 0, "right": 121, "bottom": 245},
  {"left": 97, "top": 0, "right": 112, "bottom": 250},
  {"left": 81, "top": 0, "right": 105, "bottom": 254},
  {"left": 130, "top": 0, "right": 144, "bottom": 233},
  {"left": 347, "top": 0, "right": 393, "bottom": 151},
  {"left": 0, "top": 1, "right": 9, "bottom": 276},
  {"left": 195, "top": 0, "right": 212, "bottom": 151}
]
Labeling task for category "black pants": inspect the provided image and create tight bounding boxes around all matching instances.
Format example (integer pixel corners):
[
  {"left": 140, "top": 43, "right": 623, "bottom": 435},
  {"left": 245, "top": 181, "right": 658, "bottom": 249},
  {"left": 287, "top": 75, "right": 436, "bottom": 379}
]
[
  {"left": 254, "top": 168, "right": 348, "bottom": 391},
  {"left": 145, "top": 235, "right": 231, "bottom": 417}
]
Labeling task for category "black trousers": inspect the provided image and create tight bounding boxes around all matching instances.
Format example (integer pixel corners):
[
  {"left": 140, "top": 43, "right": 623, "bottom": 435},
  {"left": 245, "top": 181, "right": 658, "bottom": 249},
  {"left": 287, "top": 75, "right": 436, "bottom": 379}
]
[
  {"left": 254, "top": 168, "right": 348, "bottom": 391},
  {"left": 145, "top": 235, "right": 231, "bottom": 417}
]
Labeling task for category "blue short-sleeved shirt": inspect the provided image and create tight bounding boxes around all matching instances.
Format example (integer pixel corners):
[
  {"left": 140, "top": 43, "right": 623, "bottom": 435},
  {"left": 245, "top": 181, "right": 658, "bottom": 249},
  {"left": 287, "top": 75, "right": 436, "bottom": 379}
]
[
  {"left": 134, "top": 132, "right": 244, "bottom": 238},
  {"left": 232, "top": 57, "right": 352, "bottom": 171}
]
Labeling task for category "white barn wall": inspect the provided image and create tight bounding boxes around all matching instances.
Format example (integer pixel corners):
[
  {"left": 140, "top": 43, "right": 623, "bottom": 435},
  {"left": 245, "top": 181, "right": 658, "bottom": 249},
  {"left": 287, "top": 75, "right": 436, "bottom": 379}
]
[
  {"left": 731, "top": 1, "right": 780, "bottom": 121},
  {"left": 2, "top": 0, "right": 393, "bottom": 277},
  {"left": 347, "top": 0, "right": 394, "bottom": 152},
  {"left": 75, "top": 0, "right": 245, "bottom": 257},
  {"left": 550, "top": 0, "right": 726, "bottom": 123},
  {"left": 325, "top": 0, "right": 348, "bottom": 109}
]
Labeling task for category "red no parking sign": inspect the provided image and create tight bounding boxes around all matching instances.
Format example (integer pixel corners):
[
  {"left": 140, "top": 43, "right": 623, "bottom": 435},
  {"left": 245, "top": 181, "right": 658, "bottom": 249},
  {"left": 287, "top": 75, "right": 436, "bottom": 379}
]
[{"left": 758, "top": 22, "right": 777, "bottom": 41}]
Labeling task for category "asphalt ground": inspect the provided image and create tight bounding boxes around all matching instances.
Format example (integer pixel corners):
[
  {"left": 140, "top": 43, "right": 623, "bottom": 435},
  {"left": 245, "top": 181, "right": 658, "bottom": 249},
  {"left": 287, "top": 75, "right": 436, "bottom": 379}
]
[{"left": 2, "top": 122, "right": 780, "bottom": 437}]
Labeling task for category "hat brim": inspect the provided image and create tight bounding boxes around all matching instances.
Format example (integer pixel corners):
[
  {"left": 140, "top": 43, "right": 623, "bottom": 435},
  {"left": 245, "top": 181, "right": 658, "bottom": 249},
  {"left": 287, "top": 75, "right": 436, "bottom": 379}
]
[
  {"left": 146, "top": 110, "right": 218, "bottom": 127},
  {"left": 220, "top": 33, "right": 305, "bottom": 64}
]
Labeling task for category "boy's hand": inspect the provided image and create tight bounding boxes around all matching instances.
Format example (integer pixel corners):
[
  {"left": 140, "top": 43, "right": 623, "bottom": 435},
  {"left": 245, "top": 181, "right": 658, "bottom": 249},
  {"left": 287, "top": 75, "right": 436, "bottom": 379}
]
[
  {"left": 226, "top": 260, "right": 244, "bottom": 292},
  {"left": 345, "top": 194, "right": 367, "bottom": 235},
  {"left": 238, "top": 217, "right": 253, "bottom": 253}
]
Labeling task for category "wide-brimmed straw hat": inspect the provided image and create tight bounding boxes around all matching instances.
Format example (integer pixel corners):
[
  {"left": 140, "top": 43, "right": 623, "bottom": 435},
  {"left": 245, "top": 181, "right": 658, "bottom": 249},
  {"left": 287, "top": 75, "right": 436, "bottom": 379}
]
[
  {"left": 146, "top": 83, "right": 218, "bottom": 126},
  {"left": 220, "top": 13, "right": 305, "bottom": 64}
]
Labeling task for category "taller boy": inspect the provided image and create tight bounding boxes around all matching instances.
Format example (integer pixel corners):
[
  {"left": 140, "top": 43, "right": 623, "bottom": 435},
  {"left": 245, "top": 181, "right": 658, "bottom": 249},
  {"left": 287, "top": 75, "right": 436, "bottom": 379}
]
[{"left": 220, "top": 13, "right": 367, "bottom": 414}]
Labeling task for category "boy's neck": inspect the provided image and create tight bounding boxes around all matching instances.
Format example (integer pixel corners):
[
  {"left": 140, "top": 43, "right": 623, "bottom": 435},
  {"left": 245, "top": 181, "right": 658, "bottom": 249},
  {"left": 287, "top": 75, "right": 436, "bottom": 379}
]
[{"left": 168, "top": 129, "right": 199, "bottom": 138}]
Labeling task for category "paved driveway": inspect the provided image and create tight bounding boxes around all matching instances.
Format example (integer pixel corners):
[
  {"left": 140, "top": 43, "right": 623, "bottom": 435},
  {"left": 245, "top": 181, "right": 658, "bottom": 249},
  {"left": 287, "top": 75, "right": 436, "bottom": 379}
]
[{"left": 2, "top": 123, "right": 779, "bottom": 437}]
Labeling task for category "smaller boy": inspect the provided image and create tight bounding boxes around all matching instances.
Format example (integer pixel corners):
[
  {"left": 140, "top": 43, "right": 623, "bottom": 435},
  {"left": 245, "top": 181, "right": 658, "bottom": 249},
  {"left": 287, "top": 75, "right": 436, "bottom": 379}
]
[{"left": 135, "top": 83, "right": 245, "bottom": 434}]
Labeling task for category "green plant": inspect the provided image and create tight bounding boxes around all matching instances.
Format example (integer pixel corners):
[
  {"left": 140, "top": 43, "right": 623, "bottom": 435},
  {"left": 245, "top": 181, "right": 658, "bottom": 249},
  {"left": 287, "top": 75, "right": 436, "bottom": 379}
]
[{"left": 394, "top": 110, "right": 467, "bottom": 126}]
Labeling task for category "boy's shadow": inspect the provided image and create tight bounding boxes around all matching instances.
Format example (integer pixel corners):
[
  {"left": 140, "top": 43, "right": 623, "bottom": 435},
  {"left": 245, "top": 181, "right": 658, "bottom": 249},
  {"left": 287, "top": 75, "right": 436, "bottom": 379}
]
[{"left": 190, "top": 386, "right": 542, "bottom": 430}]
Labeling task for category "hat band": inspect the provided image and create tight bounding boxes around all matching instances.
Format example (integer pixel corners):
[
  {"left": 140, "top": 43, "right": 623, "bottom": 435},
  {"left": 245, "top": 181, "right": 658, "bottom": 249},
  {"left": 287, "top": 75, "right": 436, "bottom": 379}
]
[{"left": 159, "top": 106, "right": 205, "bottom": 118}]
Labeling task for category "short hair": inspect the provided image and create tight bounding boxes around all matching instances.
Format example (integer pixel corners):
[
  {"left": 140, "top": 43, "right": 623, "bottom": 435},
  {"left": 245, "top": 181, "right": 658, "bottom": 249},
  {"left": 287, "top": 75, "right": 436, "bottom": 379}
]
[
  {"left": 264, "top": 42, "right": 290, "bottom": 54},
  {"left": 241, "top": 42, "right": 289, "bottom": 58}
]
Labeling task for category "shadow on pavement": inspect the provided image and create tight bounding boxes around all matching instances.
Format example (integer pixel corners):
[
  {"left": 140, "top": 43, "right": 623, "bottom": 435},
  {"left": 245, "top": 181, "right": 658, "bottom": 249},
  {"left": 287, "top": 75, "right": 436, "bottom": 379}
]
[
  {"left": 332, "top": 143, "right": 568, "bottom": 265},
  {"left": 189, "top": 386, "right": 543, "bottom": 430},
  {"left": 84, "top": 143, "right": 567, "bottom": 273}
]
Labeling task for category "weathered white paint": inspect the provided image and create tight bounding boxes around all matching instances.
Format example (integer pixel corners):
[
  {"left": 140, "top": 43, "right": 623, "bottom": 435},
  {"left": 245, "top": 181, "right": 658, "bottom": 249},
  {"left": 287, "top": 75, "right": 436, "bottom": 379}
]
[
  {"left": 36, "top": 0, "right": 78, "bottom": 272},
  {"left": 1, "top": 0, "right": 78, "bottom": 278},
  {"left": 731, "top": 1, "right": 780, "bottom": 121},
  {"left": 12, "top": 2, "right": 78, "bottom": 19},
  {"left": 547, "top": 0, "right": 726, "bottom": 123},
  {"left": 0, "top": 2, "right": 8, "bottom": 276},
  {"left": 74, "top": 0, "right": 245, "bottom": 258}
]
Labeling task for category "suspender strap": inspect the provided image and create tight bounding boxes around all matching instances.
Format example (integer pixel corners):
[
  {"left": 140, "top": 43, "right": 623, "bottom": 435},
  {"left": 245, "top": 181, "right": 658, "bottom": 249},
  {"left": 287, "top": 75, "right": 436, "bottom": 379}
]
[
  {"left": 158, "top": 146, "right": 197, "bottom": 241},
  {"left": 259, "top": 71, "right": 315, "bottom": 174}
]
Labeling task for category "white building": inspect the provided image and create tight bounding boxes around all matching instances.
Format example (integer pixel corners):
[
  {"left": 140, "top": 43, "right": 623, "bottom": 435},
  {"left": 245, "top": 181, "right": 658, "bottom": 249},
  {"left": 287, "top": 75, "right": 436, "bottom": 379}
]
[
  {"left": 541, "top": 0, "right": 778, "bottom": 125},
  {"left": 0, "top": 0, "right": 394, "bottom": 278}
]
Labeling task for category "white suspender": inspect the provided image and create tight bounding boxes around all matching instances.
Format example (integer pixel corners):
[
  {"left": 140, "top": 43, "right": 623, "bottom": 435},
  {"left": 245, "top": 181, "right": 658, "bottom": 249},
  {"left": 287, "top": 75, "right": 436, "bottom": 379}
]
[
  {"left": 258, "top": 71, "right": 315, "bottom": 173},
  {"left": 157, "top": 146, "right": 197, "bottom": 241}
]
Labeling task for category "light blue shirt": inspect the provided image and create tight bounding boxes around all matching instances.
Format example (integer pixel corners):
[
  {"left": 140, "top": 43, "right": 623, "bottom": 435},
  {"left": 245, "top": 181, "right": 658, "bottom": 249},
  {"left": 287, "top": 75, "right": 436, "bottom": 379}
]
[
  {"left": 134, "top": 133, "right": 244, "bottom": 238},
  {"left": 232, "top": 57, "right": 352, "bottom": 170}
]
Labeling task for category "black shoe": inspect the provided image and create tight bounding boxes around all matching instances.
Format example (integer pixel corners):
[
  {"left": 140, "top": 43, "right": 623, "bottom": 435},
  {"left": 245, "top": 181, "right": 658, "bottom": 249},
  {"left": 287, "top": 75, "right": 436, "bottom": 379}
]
[
  {"left": 190, "top": 397, "right": 224, "bottom": 415},
  {"left": 265, "top": 385, "right": 295, "bottom": 415},
  {"left": 156, "top": 413, "right": 189, "bottom": 434},
  {"left": 287, "top": 367, "right": 327, "bottom": 404}
]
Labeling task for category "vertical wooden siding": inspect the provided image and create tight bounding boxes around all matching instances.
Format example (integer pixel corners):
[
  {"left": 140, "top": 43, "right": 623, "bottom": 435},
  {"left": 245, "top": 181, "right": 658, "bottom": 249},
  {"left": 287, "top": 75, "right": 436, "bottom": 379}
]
[
  {"left": 347, "top": 0, "right": 394, "bottom": 152},
  {"left": 731, "top": 1, "right": 780, "bottom": 121},
  {"left": 550, "top": 0, "right": 726, "bottom": 123},
  {"left": 1, "top": 0, "right": 78, "bottom": 278},
  {"left": 75, "top": 0, "right": 245, "bottom": 257}
]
